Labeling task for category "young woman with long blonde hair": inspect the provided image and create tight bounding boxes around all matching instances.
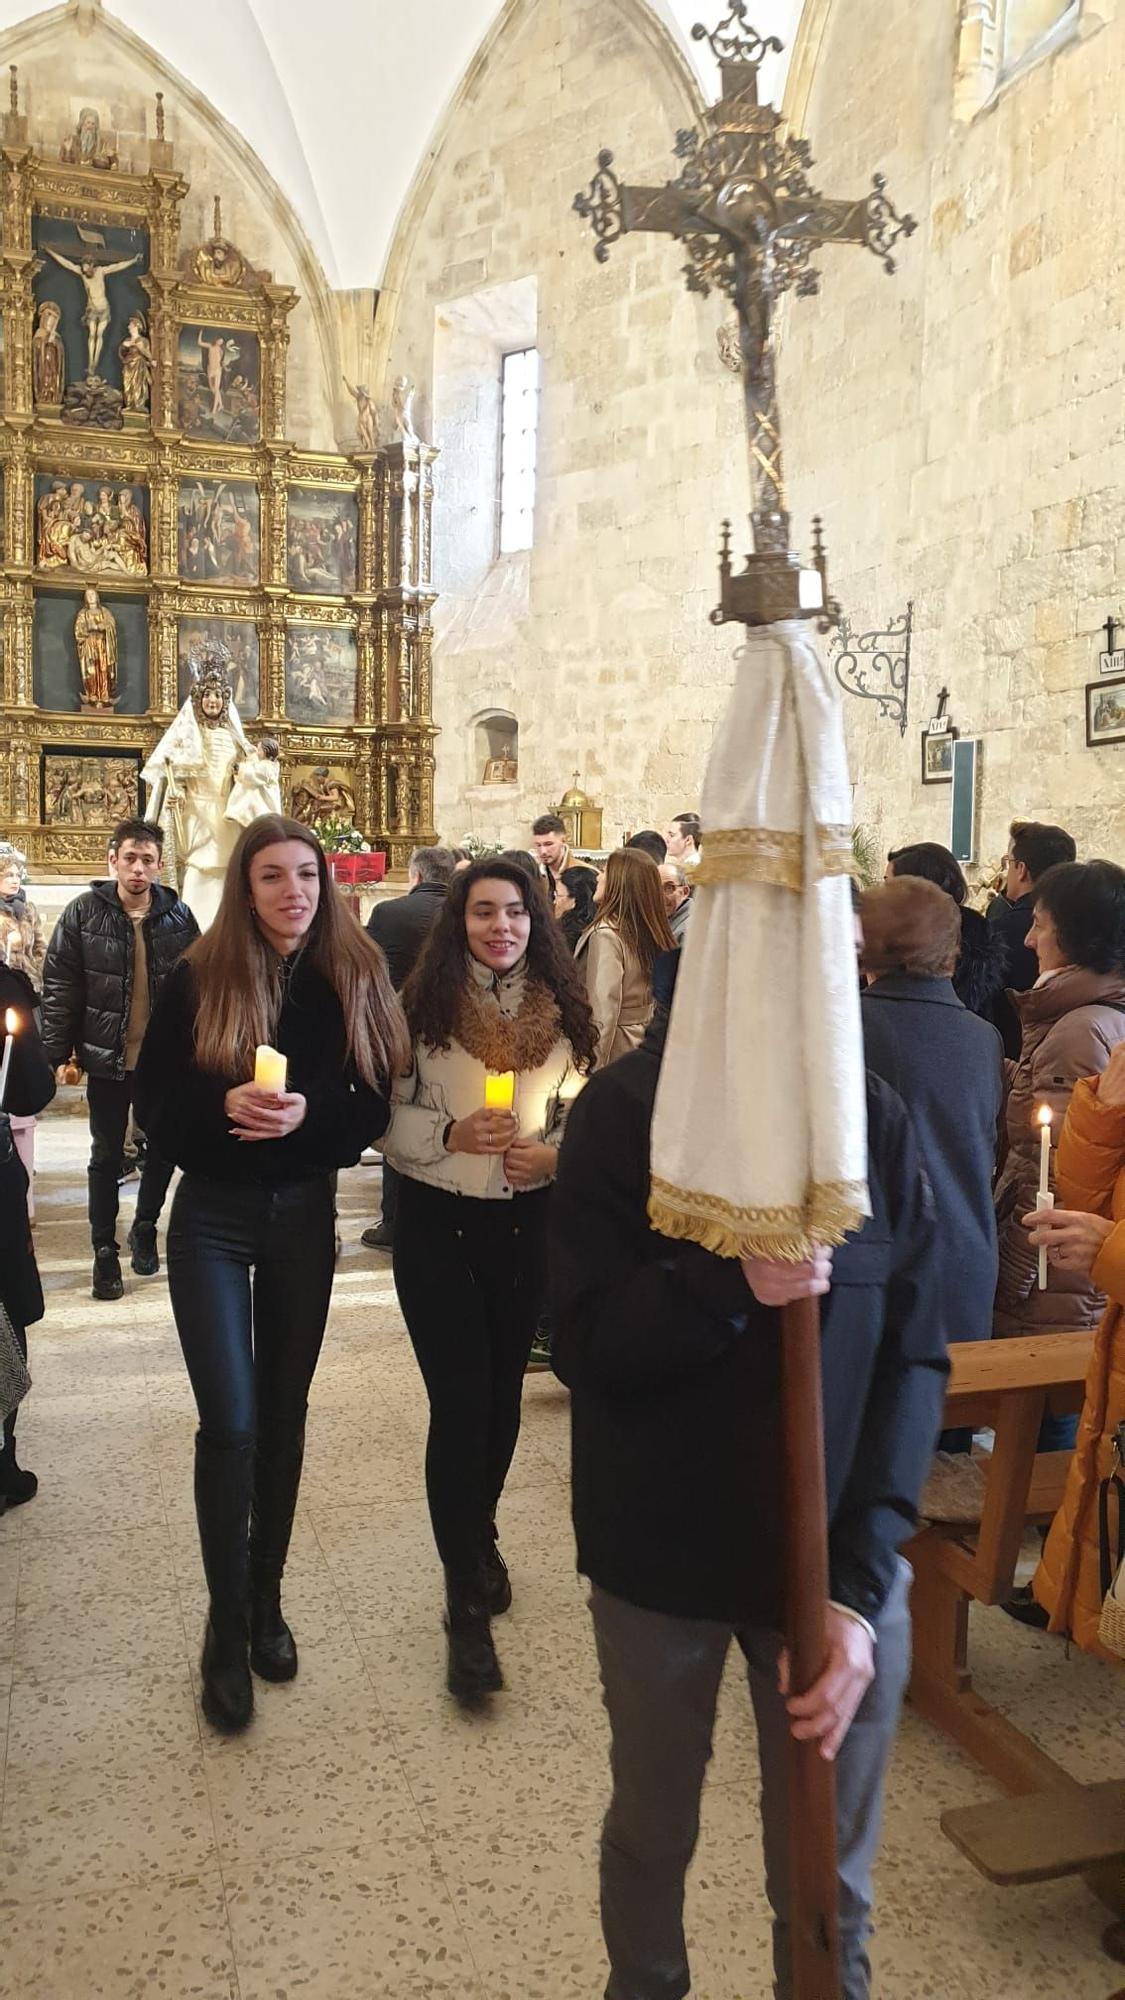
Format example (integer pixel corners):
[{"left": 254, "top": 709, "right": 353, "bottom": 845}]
[
  {"left": 134, "top": 815, "right": 407, "bottom": 1734},
  {"left": 576, "top": 846, "right": 676, "bottom": 1069}
]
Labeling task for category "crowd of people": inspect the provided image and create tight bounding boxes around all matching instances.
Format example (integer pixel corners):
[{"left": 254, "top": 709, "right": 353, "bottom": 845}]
[{"left": 2, "top": 801, "right": 1125, "bottom": 1997}]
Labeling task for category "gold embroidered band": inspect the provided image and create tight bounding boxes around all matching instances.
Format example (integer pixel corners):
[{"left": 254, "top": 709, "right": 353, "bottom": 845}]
[
  {"left": 694, "top": 825, "right": 856, "bottom": 895},
  {"left": 647, "top": 1173, "right": 869, "bottom": 1262}
]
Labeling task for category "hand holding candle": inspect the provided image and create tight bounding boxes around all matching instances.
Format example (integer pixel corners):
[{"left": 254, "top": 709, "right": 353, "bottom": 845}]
[
  {"left": 254, "top": 1044, "right": 287, "bottom": 1093},
  {"left": 0, "top": 1006, "right": 19, "bottom": 1110},
  {"left": 1036, "top": 1104, "right": 1053, "bottom": 1289}
]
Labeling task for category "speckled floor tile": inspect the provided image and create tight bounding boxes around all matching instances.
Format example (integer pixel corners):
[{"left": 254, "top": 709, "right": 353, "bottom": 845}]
[
  {"left": 224, "top": 1844, "right": 472, "bottom": 1997},
  {"left": 202, "top": 1715, "right": 430, "bottom": 1870},
  {"left": 5, "top": 1663, "right": 200, "bottom": 1775},
  {"left": 0, "top": 1746, "right": 216, "bottom": 1902},
  {"left": 0, "top": 1867, "right": 237, "bottom": 1998}
]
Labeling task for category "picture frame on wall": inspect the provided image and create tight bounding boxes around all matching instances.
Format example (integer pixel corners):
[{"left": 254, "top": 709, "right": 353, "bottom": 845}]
[
  {"left": 1086, "top": 680, "right": 1125, "bottom": 748},
  {"left": 921, "top": 725, "right": 958, "bottom": 785}
]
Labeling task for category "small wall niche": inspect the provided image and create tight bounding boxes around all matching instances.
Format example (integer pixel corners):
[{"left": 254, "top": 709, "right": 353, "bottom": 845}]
[{"left": 472, "top": 708, "right": 519, "bottom": 786}]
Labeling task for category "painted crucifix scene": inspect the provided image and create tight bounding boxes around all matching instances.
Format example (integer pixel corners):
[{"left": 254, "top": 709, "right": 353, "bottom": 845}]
[
  {"left": 32, "top": 217, "right": 149, "bottom": 428},
  {"left": 178, "top": 479, "right": 260, "bottom": 584},
  {"left": 177, "top": 617, "right": 260, "bottom": 718},
  {"left": 284, "top": 625, "right": 357, "bottom": 725},
  {"left": 177, "top": 324, "right": 261, "bottom": 443},
  {"left": 287, "top": 488, "right": 359, "bottom": 596},
  {"left": 35, "top": 477, "right": 149, "bottom": 577}
]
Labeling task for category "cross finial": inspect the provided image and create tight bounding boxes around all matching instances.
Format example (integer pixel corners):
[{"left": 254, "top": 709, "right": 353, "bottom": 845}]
[
  {"left": 691, "top": 3, "right": 782, "bottom": 68},
  {"left": 213, "top": 194, "right": 222, "bottom": 238},
  {"left": 9, "top": 66, "right": 18, "bottom": 115},
  {"left": 155, "top": 90, "right": 165, "bottom": 140}
]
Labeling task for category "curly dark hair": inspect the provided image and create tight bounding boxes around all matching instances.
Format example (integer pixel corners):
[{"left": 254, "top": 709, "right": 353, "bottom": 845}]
[
  {"left": 401, "top": 858, "right": 598, "bottom": 1068},
  {"left": 1033, "top": 859, "right": 1125, "bottom": 974}
]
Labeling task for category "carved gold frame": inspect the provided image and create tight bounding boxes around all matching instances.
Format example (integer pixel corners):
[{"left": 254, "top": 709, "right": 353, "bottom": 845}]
[{"left": 0, "top": 102, "right": 439, "bottom": 874}]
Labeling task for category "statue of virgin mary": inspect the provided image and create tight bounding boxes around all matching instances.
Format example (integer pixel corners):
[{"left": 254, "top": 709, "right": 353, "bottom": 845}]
[{"left": 142, "top": 646, "right": 271, "bottom": 930}]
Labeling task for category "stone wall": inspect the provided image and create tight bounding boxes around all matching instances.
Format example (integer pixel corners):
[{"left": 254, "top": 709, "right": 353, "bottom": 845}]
[
  {"left": 381, "top": 0, "right": 746, "bottom": 850},
  {"left": 783, "top": 0, "right": 1125, "bottom": 878}
]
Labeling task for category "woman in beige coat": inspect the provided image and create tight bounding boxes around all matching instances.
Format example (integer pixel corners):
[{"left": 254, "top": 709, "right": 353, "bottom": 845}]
[{"left": 576, "top": 847, "right": 676, "bottom": 1070}]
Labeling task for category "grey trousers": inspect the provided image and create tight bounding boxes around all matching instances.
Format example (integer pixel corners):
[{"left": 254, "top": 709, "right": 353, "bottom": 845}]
[{"left": 590, "top": 1559, "right": 912, "bottom": 2000}]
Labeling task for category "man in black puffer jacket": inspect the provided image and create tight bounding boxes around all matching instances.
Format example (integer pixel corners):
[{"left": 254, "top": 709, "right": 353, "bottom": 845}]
[{"left": 42, "top": 817, "right": 198, "bottom": 1300}]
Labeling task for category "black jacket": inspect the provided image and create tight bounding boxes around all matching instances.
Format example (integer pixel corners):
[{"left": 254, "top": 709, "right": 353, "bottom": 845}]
[
  {"left": 366, "top": 882, "right": 447, "bottom": 991},
  {"left": 133, "top": 953, "right": 391, "bottom": 1185},
  {"left": 0, "top": 966, "right": 55, "bottom": 1331},
  {"left": 549, "top": 1018, "right": 949, "bottom": 1629},
  {"left": 987, "top": 893, "right": 1037, "bottom": 1057},
  {"left": 41, "top": 881, "right": 199, "bottom": 1079},
  {"left": 862, "top": 974, "right": 1003, "bottom": 1340},
  {"left": 955, "top": 905, "right": 1009, "bottom": 1028}
]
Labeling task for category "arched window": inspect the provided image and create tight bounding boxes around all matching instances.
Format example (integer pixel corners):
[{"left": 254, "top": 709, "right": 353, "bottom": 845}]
[{"left": 955, "top": 0, "right": 1081, "bottom": 117}]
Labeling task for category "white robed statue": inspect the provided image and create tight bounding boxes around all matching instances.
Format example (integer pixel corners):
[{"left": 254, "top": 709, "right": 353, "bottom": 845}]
[{"left": 142, "top": 649, "right": 274, "bottom": 930}]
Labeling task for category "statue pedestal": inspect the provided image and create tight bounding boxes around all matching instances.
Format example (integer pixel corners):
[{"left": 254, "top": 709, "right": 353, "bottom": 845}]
[{"left": 122, "top": 409, "right": 148, "bottom": 433}]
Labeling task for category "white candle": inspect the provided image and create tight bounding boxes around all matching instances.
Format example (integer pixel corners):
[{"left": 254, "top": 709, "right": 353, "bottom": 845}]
[
  {"left": 1038, "top": 1192, "right": 1055, "bottom": 1292},
  {"left": 0, "top": 1007, "right": 18, "bottom": 1110},
  {"left": 1036, "top": 1105, "right": 1053, "bottom": 1289},
  {"left": 254, "top": 1044, "right": 287, "bottom": 1092},
  {"left": 484, "top": 1071, "right": 516, "bottom": 1113}
]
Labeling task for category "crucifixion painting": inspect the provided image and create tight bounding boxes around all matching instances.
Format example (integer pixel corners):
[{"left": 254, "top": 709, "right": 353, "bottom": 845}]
[
  {"left": 574, "top": 1, "right": 915, "bottom": 627},
  {"left": 43, "top": 238, "right": 142, "bottom": 377}
]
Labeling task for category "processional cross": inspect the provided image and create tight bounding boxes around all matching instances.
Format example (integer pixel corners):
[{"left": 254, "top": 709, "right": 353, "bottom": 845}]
[
  {"left": 574, "top": 11, "right": 916, "bottom": 1997},
  {"left": 575, "top": 1, "right": 915, "bottom": 628}
]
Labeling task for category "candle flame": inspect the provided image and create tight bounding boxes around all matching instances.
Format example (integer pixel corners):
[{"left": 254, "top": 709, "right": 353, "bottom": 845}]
[
  {"left": 3, "top": 1008, "right": 17, "bottom": 1035},
  {"left": 1036, "top": 1104, "right": 1053, "bottom": 1128}
]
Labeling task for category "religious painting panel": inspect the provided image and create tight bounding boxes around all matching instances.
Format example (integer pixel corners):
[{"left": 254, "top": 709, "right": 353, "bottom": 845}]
[
  {"left": 177, "top": 616, "right": 260, "bottom": 719},
  {"left": 287, "top": 488, "right": 358, "bottom": 596},
  {"left": 177, "top": 479, "right": 260, "bottom": 585},
  {"left": 33, "top": 589, "right": 149, "bottom": 716},
  {"left": 31, "top": 217, "right": 150, "bottom": 428},
  {"left": 289, "top": 763, "right": 357, "bottom": 827},
  {"left": 35, "top": 474, "right": 149, "bottom": 578},
  {"left": 284, "top": 625, "right": 357, "bottom": 726},
  {"left": 921, "top": 727, "right": 956, "bottom": 785},
  {"left": 1086, "top": 680, "right": 1125, "bottom": 748},
  {"left": 176, "top": 324, "right": 261, "bottom": 443},
  {"left": 40, "top": 748, "right": 143, "bottom": 828}
]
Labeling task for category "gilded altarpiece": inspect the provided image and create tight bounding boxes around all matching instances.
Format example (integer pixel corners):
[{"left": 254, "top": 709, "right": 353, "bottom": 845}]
[{"left": 0, "top": 94, "right": 439, "bottom": 873}]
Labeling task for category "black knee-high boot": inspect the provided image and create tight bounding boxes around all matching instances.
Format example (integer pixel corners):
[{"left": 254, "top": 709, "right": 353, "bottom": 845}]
[
  {"left": 249, "top": 1428, "right": 304, "bottom": 1682},
  {"left": 195, "top": 1432, "right": 254, "bottom": 1734}
]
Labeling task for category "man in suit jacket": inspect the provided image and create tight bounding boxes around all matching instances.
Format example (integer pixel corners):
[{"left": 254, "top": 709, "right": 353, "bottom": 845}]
[{"left": 362, "top": 846, "right": 455, "bottom": 1247}]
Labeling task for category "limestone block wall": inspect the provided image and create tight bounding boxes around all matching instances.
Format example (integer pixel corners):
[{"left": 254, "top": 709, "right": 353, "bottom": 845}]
[
  {"left": 381, "top": 0, "right": 747, "bottom": 849},
  {"left": 782, "top": 0, "right": 1125, "bottom": 876}
]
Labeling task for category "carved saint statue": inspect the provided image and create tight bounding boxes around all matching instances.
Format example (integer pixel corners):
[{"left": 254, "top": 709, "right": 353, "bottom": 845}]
[
  {"left": 392, "top": 374, "right": 420, "bottom": 444},
  {"left": 32, "top": 299, "right": 65, "bottom": 406},
  {"left": 193, "top": 238, "right": 245, "bottom": 289},
  {"left": 74, "top": 586, "right": 118, "bottom": 710},
  {"left": 44, "top": 244, "right": 142, "bottom": 376},
  {"left": 142, "top": 650, "right": 273, "bottom": 931},
  {"left": 59, "top": 107, "right": 116, "bottom": 170},
  {"left": 119, "top": 312, "right": 153, "bottom": 412},
  {"left": 343, "top": 376, "right": 377, "bottom": 453}
]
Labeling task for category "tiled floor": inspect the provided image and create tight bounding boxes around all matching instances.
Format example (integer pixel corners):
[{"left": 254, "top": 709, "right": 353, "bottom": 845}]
[{"left": 4, "top": 1103, "right": 1124, "bottom": 1998}]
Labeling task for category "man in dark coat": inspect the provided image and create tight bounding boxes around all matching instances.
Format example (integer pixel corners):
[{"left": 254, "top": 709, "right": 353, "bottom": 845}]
[
  {"left": 41, "top": 817, "right": 198, "bottom": 1301},
  {"left": 0, "top": 962, "right": 56, "bottom": 1506},
  {"left": 362, "top": 845, "right": 455, "bottom": 1249},
  {"left": 989, "top": 820, "right": 1076, "bottom": 1056},
  {"left": 549, "top": 960, "right": 948, "bottom": 2000}
]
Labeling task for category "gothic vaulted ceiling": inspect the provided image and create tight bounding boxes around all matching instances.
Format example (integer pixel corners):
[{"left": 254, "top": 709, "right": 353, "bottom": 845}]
[{"left": 0, "top": 0, "right": 804, "bottom": 289}]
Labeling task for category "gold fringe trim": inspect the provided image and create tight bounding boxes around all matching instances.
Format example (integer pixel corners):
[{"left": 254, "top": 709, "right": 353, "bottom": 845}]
[
  {"left": 648, "top": 1174, "right": 869, "bottom": 1263},
  {"left": 695, "top": 825, "right": 857, "bottom": 894}
]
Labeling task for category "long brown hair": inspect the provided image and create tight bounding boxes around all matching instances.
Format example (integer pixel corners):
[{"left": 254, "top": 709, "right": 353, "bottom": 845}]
[
  {"left": 188, "top": 815, "right": 409, "bottom": 1087},
  {"left": 596, "top": 847, "right": 676, "bottom": 975},
  {"left": 402, "top": 860, "right": 598, "bottom": 1070}
]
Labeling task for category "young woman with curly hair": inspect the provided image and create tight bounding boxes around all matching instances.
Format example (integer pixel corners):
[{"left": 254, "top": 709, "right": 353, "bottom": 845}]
[{"left": 384, "top": 858, "right": 597, "bottom": 1702}]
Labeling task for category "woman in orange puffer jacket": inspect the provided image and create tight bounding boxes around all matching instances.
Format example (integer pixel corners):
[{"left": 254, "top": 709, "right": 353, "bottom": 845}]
[{"left": 1026, "top": 1038, "right": 1125, "bottom": 1655}]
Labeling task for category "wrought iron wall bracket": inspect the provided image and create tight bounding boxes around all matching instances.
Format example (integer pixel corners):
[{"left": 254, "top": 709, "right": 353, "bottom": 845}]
[{"left": 831, "top": 602, "right": 913, "bottom": 736}]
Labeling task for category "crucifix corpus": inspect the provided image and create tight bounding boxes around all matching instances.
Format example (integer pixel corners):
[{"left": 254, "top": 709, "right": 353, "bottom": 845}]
[{"left": 574, "top": 9, "right": 915, "bottom": 1996}]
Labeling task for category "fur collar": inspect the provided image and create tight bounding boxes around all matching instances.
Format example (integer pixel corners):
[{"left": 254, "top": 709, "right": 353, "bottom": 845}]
[{"left": 454, "top": 964, "right": 563, "bottom": 1073}]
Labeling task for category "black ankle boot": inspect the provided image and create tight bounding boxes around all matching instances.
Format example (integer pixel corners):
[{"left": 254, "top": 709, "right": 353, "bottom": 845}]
[
  {"left": 479, "top": 1524, "right": 512, "bottom": 1616},
  {"left": 194, "top": 1432, "right": 255, "bottom": 1734},
  {"left": 0, "top": 1415, "right": 37, "bottom": 1506},
  {"left": 249, "top": 1429, "right": 304, "bottom": 1683},
  {"left": 91, "top": 1244, "right": 123, "bottom": 1300},
  {"left": 200, "top": 1616, "right": 253, "bottom": 1733},
  {"left": 250, "top": 1587, "right": 298, "bottom": 1681},
  {"left": 444, "top": 1569, "right": 503, "bottom": 1704},
  {"left": 127, "top": 1221, "right": 159, "bottom": 1276}
]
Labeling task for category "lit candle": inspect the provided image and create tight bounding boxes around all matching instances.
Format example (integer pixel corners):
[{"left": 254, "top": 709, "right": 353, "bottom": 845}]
[
  {"left": 254, "top": 1044, "right": 287, "bottom": 1093},
  {"left": 1036, "top": 1104, "right": 1053, "bottom": 1290},
  {"left": 484, "top": 1071, "right": 516, "bottom": 1113},
  {"left": 0, "top": 1007, "right": 18, "bottom": 1111}
]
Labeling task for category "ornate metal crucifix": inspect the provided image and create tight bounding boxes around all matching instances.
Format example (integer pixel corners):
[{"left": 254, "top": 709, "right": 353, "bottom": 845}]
[{"left": 574, "top": 2, "right": 915, "bottom": 628}]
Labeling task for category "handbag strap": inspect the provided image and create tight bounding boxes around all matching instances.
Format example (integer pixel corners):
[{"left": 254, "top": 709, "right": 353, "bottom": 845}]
[{"left": 1098, "top": 1424, "right": 1125, "bottom": 1599}]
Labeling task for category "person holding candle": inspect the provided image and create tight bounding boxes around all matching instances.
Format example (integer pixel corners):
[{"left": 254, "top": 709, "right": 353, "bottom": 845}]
[
  {"left": 383, "top": 858, "right": 597, "bottom": 1703},
  {"left": 0, "top": 847, "right": 49, "bottom": 1222},
  {"left": 993, "top": 861, "right": 1125, "bottom": 1451},
  {"left": 133, "top": 815, "right": 407, "bottom": 1734},
  {"left": 41, "top": 818, "right": 199, "bottom": 1300},
  {"left": 576, "top": 848, "right": 676, "bottom": 1071},
  {"left": 0, "top": 961, "right": 55, "bottom": 1505}
]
